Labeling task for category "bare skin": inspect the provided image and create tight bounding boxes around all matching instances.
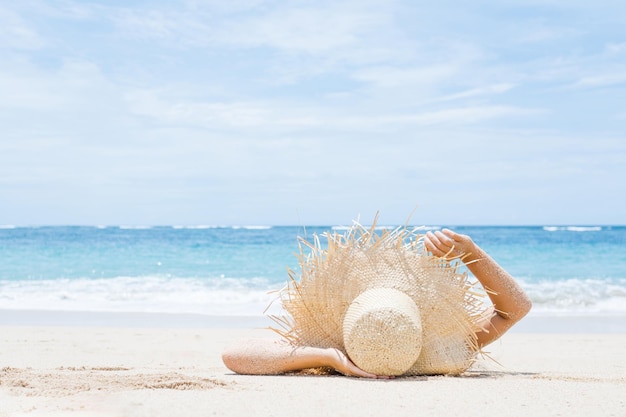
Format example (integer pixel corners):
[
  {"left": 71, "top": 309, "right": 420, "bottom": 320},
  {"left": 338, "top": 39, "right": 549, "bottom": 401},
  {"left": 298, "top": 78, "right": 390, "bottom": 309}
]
[
  {"left": 423, "top": 229, "right": 532, "bottom": 348},
  {"left": 222, "top": 339, "right": 382, "bottom": 378},
  {"left": 222, "top": 229, "right": 532, "bottom": 378}
]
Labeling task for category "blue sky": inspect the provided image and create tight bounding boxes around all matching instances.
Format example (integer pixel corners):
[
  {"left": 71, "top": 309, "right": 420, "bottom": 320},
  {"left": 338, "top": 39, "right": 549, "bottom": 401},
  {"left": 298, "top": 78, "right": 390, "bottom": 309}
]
[{"left": 1, "top": 0, "right": 625, "bottom": 226}]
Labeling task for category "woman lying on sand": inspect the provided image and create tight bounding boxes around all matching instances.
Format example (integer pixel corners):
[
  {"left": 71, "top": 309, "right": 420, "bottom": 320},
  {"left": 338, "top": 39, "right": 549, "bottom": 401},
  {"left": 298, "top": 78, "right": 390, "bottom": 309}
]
[{"left": 222, "top": 229, "right": 532, "bottom": 378}]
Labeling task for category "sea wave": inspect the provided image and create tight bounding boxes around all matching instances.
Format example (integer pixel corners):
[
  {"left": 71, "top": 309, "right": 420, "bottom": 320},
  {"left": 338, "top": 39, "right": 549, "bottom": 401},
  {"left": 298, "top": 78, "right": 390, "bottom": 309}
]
[
  {"left": 331, "top": 225, "right": 393, "bottom": 231},
  {"left": 171, "top": 225, "right": 223, "bottom": 229},
  {"left": 543, "top": 226, "right": 603, "bottom": 232},
  {"left": 413, "top": 226, "right": 442, "bottom": 231},
  {"left": 1, "top": 276, "right": 625, "bottom": 317},
  {"left": 331, "top": 225, "right": 440, "bottom": 232},
  {"left": 170, "top": 225, "right": 273, "bottom": 230},
  {"left": 0, "top": 276, "right": 282, "bottom": 317},
  {"left": 521, "top": 278, "right": 626, "bottom": 314}
]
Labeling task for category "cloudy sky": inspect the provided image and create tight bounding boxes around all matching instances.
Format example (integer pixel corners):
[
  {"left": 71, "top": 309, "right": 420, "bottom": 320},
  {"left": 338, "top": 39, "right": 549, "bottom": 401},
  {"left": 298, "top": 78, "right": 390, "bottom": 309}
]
[{"left": 1, "top": 0, "right": 625, "bottom": 226}]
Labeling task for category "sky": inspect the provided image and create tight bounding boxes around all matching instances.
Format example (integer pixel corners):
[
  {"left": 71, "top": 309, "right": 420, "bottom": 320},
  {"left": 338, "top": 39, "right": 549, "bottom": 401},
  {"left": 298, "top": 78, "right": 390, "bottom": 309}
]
[{"left": 1, "top": 0, "right": 625, "bottom": 226}]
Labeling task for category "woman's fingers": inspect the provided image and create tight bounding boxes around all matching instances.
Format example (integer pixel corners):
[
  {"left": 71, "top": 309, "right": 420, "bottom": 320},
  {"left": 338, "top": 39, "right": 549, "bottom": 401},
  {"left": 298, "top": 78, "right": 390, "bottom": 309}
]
[
  {"left": 434, "top": 230, "right": 455, "bottom": 247},
  {"left": 346, "top": 362, "right": 393, "bottom": 379},
  {"left": 426, "top": 229, "right": 475, "bottom": 263},
  {"left": 425, "top": 230, "right": 462, "bottom": 259},
  {"left": 441, "top": 228, "right": 460, "bottom": 241},
  {"left": 424, "top": 232, "right": 446, "bottom": 257},
  {"left": 350, "top": 366, "right": 379, "bottom": 379},
  {"left": 442, "top": 229, "right": 473, "bottom": 254},
  {"left": 335, "top": 349, "right": 384, "bottom": 379}
]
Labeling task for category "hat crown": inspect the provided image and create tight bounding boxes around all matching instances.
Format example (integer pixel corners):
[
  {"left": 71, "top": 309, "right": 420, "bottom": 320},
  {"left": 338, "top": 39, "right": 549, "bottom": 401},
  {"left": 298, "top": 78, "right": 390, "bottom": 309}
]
[{"left": 343, "top": 288, "right": 423, "bottom": 376}]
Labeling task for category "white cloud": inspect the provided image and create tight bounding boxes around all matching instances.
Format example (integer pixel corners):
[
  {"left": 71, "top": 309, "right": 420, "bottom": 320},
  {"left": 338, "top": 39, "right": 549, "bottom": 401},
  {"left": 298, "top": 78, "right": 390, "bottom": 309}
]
[
  {"left": 124, "top": 89, "right": 324, "bottom": 129},
  {"left": 125, "top": 90, "right": 265, "bottom": 126},
  {"left": 113, "top": 8, "right": 198, "bottom": 42},
  {"left": 0, "top": 71, "right": 67, "bottom": 110},
  {"left": 353, "top": 65, "right": 459, "bottom": 89},
  {"left": 0, "top": 58, "right": 126, "bottom": 117},
  {"left": 605, "top": 42, "right": 626, "bottom": 55},
  {"left": 218, "top": 6, "right": 381, "bottom": 53},
  {"left": 0, "top": 7, "right": 45, "bottom": 49},
  {"left": 515, "top": 26, "right": 583, "bottom": 44},
  {"left": 384, "top": 105, "right": 543, "bottom": 126},
  {"left": 108, "top": 1, "right": 392, "bottom": 56},
  {"left": 123, "top": 87, "right": 540, "bottom": 132},
  {"left": 572, "top": 72, "right": 626, "bottom": 88},
  {"left": 435, "top": 84, "right": 516, "bottom": 102}
]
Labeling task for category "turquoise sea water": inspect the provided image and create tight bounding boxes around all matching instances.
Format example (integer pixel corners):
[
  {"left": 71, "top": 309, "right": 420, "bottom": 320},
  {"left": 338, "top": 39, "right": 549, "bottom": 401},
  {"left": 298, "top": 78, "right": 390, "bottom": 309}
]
[{"left": 0, "top": 224, "right": 625, "bottom": 317}]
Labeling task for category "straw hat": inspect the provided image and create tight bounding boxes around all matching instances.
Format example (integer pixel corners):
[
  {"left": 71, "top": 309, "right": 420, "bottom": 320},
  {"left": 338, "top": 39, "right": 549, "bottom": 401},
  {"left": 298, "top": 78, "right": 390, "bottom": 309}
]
[
  {"left": 343, "top": 287, "right": 423, "bottom": 375},
  {"left": 270, "top": 215, "right": 489, "bottom": 377}
]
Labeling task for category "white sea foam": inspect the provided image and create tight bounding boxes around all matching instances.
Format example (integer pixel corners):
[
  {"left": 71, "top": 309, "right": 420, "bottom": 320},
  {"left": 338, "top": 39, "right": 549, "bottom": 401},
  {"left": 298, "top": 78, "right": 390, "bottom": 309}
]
[
  {"left": 331, "top": 225, "right": 396, "bottom": 230},
  {"left": 170, "top": 225, "right": 273, "bottom": 230},
  {"left": 1, "top": 276, "right": 624, "bottom": 317},
  {"left": 331, "top": 225, "right": 437, "bottom": 231},
  {"left": 413, "top": 226, "right": 442, "bottom": 231},
  {"left": 0, "top": 276, "right": 282, "bottom": 317},
  {"left": 171, "top": 225, "right": 221, "bottom": 229},
  {"left": 543, "top": 226, "right": 603, "bottom": 232},
  {"left": 521, "top": 278, "right": 626, "bottom": 315}
]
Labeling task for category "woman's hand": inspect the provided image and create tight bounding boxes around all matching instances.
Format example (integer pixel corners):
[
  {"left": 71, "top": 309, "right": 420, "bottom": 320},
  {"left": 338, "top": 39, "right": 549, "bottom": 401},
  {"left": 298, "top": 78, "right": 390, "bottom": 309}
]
[
  {"left": 326, "top": 348, "right": 392, "bottom": 379},
  {"left": 423, "top": 229, "right": 477, "bottom": 262}
]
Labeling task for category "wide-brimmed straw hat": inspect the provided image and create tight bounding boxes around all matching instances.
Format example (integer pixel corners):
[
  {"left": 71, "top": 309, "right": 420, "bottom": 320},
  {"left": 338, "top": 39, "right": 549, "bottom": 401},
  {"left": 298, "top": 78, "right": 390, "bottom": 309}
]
[{"left": 270, "top": 215, "right": 489, "bottom": 376}]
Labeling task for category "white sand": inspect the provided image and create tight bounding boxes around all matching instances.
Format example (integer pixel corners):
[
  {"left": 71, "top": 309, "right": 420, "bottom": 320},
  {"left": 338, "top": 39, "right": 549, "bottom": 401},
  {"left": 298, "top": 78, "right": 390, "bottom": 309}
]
[{"left": 1, "top": 318, "right": 625, "bottom": 417}]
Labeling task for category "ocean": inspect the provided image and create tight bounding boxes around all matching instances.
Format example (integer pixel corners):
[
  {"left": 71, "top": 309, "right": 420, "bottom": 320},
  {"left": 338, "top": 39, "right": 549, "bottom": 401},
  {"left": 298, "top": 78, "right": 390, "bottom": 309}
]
[{"left": 1, "top": 224, "right": 625, "bottom": 320}]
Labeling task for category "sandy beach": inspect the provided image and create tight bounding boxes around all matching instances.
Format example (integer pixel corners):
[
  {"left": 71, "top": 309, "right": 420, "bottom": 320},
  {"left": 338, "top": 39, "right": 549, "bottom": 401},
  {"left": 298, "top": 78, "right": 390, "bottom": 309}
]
[{"left": 1, "top": 312, "right": 625, "bottom": 417}]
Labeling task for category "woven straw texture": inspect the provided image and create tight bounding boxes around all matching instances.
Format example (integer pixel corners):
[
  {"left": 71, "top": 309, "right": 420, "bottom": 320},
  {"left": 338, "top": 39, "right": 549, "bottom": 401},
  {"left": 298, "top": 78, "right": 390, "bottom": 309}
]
[
  {"left": 270, "top": 218, "right": 488, "bottom": 376},
  {"left": 343, "top": 288, "right": 423, "bottom": 376}
]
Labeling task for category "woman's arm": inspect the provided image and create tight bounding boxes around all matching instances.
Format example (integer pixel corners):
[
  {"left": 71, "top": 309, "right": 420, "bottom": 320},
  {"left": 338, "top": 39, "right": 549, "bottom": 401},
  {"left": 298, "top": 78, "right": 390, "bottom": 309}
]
[
  {"left": 222, "top": 338, "right": 381, "bottom": 378},
  {"left": 424, "top": 229, "right": 532, "bottom": 348}
]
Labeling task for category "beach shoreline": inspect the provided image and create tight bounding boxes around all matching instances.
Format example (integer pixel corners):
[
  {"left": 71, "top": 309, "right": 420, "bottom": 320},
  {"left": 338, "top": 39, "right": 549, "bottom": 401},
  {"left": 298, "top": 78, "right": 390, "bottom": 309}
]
[
  {"left": 2, "top": 310, "right": 625, "bottom": 416},
  {"left": 2, "top": 308, "right": 626, "bottom": 333},
  {"left": 1, "top": 322, "right": 625, "bottom": 417}
]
